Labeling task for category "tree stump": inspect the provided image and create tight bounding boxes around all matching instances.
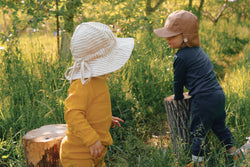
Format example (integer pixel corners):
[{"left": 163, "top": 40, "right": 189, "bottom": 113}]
[
  {"left": 164, "top": 92, "right": 191, "bottom": 156},
  {"left": 22, "top": 124, "right": 67, "bottom": 167}
]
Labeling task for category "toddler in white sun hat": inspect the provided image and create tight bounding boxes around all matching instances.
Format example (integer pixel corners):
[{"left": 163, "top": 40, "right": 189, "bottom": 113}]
[{"left": 60, "top": 22, "right": 134, "bottom": 167}]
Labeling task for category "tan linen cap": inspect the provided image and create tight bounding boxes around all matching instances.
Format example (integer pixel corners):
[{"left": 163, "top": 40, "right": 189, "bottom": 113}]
[{"left": 154, "top": 10, "right": 200, "bottom": 47}]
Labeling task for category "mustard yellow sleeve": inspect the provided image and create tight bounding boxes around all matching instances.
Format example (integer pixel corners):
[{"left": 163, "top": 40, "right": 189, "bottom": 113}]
[{"left": 64, "top": 80, "right": 100, "bottom": 147}]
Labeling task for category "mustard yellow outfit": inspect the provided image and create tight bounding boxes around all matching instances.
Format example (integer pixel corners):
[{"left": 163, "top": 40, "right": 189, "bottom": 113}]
[{"left": 60, "top": 78, "right": 113, "bottom": 167}]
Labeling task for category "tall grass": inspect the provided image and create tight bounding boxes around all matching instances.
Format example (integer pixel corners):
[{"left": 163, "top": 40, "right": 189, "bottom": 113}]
[
  {"left": 0, "top": 34, "right": 68, "bottom": 166},
  {"left": 222, "top": 43, "right": 250, "bottom": 142},
  {"left": 0, "top": 19, "right": 249, "bottom": 166}
]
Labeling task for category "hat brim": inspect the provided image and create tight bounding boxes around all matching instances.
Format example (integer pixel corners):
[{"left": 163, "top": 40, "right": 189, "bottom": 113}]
[
  {"left": 154, "top": 27, "right": 181, "bottom": 38},
  {"left": 71, "top": 38, "right": 134, "bottom": 79}
]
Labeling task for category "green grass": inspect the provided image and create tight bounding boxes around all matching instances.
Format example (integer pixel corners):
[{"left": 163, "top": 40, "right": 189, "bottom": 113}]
[
  {"left": 222, "top": 43, "right": 250, "bottom": 142},
  {"left": 0, "top": 19, "right": 249, "bottom": 167}
]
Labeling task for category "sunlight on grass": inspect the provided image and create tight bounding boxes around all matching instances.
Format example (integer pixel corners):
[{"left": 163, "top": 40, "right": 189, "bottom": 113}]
[
  {"left": 0, "top": 7, "right": 249, "bottom": 166},
  {"left": 18, "top": 33, "right": 59, "bottom": 63}
]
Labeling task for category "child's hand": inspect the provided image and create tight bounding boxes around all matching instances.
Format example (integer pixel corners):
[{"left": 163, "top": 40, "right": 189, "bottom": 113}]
[
  {"left": 183, "top": 92, "right": 191, "bottom": 99},
  {"left": 89, "top": 140, "right": 103, "bottom": 158},
  {"left": 111, "top": 116, "right": 124, "bottom": 128}
]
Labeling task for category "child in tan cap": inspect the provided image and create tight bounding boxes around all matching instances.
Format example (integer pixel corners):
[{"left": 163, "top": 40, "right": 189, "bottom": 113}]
[
  {"left": 60, "top": 22, "right": 134, "bottom": 167},
  {"left": 154, "top": 10, "right": 240, "bottom": 167}
]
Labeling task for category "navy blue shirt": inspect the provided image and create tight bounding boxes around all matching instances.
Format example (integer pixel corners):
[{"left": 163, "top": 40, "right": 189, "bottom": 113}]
[{"left": 173, "top": 46, "right": 222, "bottom": 100}]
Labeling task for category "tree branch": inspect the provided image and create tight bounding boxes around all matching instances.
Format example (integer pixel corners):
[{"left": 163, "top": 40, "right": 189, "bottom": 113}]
[
  {"left": 189, "top": 0, "right": 193, "bottom": 8},
  {"left": 18, "top": 1, "right": 51, "bottom": 34},
  {"left": 198, "top": 0, "right": 205, "bottom": 12},
  {"left": 152, "top": 0, "right": 165, "bottom": 12},
  {"left": 202, "top": 3, "right": 228, "bottom": 24},
  {"left": 146, "top": 0, "right": 165, "bottom": 16}
]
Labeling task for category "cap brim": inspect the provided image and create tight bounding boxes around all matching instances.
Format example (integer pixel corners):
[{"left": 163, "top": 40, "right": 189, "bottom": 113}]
[
  {"left": 154, "top": 27, "right": 181, "bottom": 38},
  {"left": 70, "top": 38, "right": 134, "bottom": 79}
]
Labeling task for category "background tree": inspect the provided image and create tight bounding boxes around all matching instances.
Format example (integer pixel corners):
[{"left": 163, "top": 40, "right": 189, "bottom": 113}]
[
  {"left": 202, "top": 2, "right": 227, "bottom": 25},
  {"left": 145, "top": 0, "right": 165, "bottom": 34},
  {"left": 201, "top": 0, "right": 249, "bottom": 25},
  {"left": 0, "top": 1, "right": 249, "bottom": 166},
  {"left": 0, "top": 0, "right": 248, "bottom": 61}
]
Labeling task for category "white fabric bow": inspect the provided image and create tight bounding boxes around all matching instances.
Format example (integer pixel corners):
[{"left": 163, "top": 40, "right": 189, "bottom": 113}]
[{"left": 64, "top": 59, "right": 92, "bottom": 84}]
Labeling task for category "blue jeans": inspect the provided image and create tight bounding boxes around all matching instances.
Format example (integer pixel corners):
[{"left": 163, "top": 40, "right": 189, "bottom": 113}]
[{"left": 190, "top": 90, "right": 235, "bottom": 156}]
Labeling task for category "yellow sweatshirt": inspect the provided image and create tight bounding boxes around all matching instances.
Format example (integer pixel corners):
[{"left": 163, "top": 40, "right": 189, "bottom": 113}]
[{"left": 60, "top": 78, "right": 113, "bottom": 161}]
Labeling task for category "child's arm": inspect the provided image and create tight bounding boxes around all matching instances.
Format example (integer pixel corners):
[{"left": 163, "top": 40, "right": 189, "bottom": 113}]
[
  {"left": 89, "top": 116, "right": 124, "bottom": 158},
  {"left": 65, "top": 82, "right": 100, "bottom": 149},
  {"left": 111, "top": 116, "right": 124, "bottom": 128},
  {"left": 173, "top": 55, "right": 185, "bottom": 100},
  {"left": 65, "top": 110, "right": 100, "bottom": 146}
]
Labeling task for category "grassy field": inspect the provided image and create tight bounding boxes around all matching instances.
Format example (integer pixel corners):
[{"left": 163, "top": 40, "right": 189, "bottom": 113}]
[{"left": 0, "top": 17, "right": 249, "bottom": 166}]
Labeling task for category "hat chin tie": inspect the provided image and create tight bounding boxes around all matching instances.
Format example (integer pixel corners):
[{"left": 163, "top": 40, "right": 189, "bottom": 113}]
[
  {"left": 64, "top": 59, "right": 92, "bottom": 84},
  {"left": 80, "top": 60, "right": 92, "bottom": 84}
]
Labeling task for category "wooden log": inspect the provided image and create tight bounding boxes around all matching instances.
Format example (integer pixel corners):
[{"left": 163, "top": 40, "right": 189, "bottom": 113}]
[
  {"left": 164, "top": 92, "right": 191, "bottom": 156},
  {"left": 22, "top": 124, "right": 67, "bottom": 167},
  {"left": 240, "top": 137, "right": 250, "bottom": 159}
]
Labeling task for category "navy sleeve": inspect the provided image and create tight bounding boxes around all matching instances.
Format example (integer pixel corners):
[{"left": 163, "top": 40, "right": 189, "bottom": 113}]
[{"left": 173, "top": 55, "right": 185, "bottom": 100}]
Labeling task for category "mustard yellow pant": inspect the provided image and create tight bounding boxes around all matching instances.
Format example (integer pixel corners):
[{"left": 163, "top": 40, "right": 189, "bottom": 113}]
[
  {"left": 60, "top": 158, "right": 105, "bottom": 167},
  {"left": 60, "top": 146, "right": 107, "bottom": 167}
]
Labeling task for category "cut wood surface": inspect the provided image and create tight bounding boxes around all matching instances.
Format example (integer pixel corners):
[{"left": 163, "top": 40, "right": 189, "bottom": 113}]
[
  {"left": 241, "top": 137, "right": 250, "bottom": 154},
  {"left": 164, "top": 92, "right": 191, "bottom": 155},
  {"left": 23, "top": 124, "right": 67, "bottom": 167},
  {"left": 240, "top": 137, "right": 250, "bottom": 162}
]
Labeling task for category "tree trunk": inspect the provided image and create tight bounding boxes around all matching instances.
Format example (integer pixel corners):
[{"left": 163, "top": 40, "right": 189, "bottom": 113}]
[
  {"left": 164, "top": 93, "right": 191, "bottom": 156},
  {"left": 189, "top": 0, "right": 193, "bottom": 8},
  {"left": 45, "top": 15, "right": 51, "bottom": 36},
  {"left": 22, "top": 124, "right": 67, "bottom": 167},
  {"left": 59, "top": 0, "right": 82, "bottom": 61},
  {"left": 56, "top": 0, "right": 60, "bottom": 59},
  {"left": 145, "top": 0, "right": 165, "bottom": 35},
  {"left": 240, "top": 137, "right": 250, "bottom": 159},
  {"left": 59, "top": 32, "right": 71, "bottom": 62},
  {"left": 197, "top": 0, "right": 205, "bottom": 20},
  {"left": 2, "top": 7, "right": 7, "bottom": 35}
]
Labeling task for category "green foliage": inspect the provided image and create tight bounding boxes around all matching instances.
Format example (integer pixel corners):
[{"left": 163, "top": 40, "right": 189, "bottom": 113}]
[
  {"left": 106, "top": 132, "right": 177, "bottom": 167},
  {"left": 0, "top": 131, "right": 25, "bottom": 167},
  {"left": 199, "top": 19, "right": 249, "bottom": 79},
  {"left": 216, "top": 31, "right": 249, "bottom": 55},
  {"left": 0, "top": 1, "right": 249, "bottom": 166},
  {"left": 0, "top": 36, "right": 68, "bottom": 137},
  {"left": 222, "top": 45, "right": 250, "bottom": 141}
]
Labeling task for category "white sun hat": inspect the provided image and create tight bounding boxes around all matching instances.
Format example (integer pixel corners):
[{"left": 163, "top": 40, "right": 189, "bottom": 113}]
[{"left": 65, "top": 22, "right": 134, "bottom": 84}]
